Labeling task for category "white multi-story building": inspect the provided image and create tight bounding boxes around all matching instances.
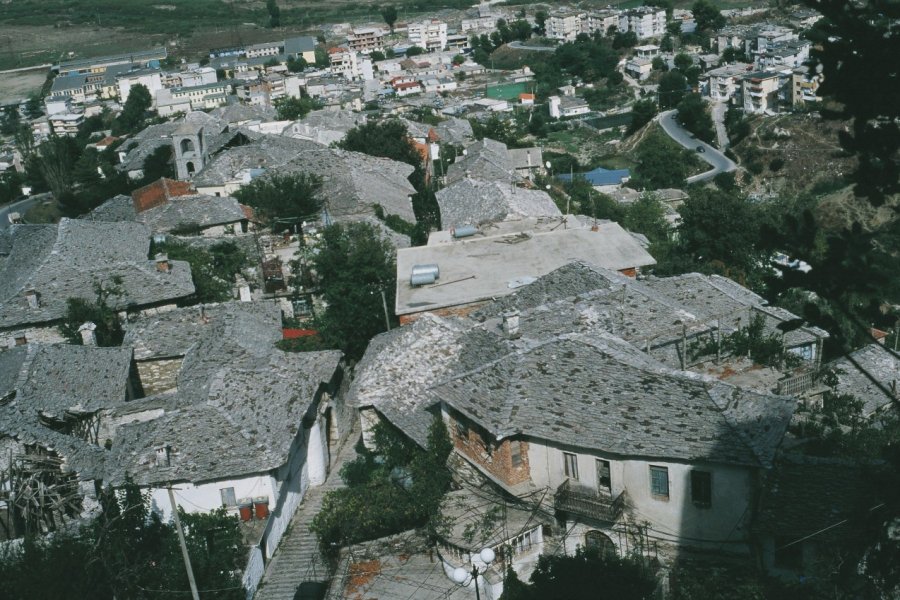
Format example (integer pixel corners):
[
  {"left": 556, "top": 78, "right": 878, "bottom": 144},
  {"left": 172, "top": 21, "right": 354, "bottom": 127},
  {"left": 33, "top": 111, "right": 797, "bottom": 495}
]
[
  {"left": 742, "top": 70, "right": 783, "bottom": 114},
  {"left": 702, "top": 63, "right": 752, "bottom": 103},
  {"left": 408, "top": 20, "right": 449, "bottom": 52},
  {"left": 329, "top": 48, "right": 360, "bottom": 80},
  {"left": 585, "top": 10, "right": 620, "bottom": 36},
  {"left": 547, "top": 12, "right": 586, "bottom": 41},
  {"left": 245, "top": 41, "right": 282, "bottom": 59},
  {"left": 347, "top": 27, "right": 386, "bottom": 54},
  {"left": 461, "top": 16, "right": 496, "bottom": 33},
  {"left": 619, "top": 7, "right": 666, "bottom": 39},
  {"left": 116, "top": 68, "right": 163, "bottom": 104}
]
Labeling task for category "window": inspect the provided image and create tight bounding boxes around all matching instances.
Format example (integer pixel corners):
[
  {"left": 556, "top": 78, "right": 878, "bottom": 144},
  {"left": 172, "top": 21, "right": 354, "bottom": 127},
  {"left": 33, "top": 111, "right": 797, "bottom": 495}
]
[
  {"left": 220, "top": 487, "right": 237, "bottom": 507},
  {"left": 596, "top": 459, "right": 611, "bottom": 492},
  {"left": 564, "top": 452, "right": 579, "bottom": 480},
  {"left": 691, "top": 470, "right": 712, "bottom": 507},
  {"left": 511, "top": 441, "right": 523, "bottom": 468},
  {"left": 650, "top": 466, "right": 669, "bottom": 499}
]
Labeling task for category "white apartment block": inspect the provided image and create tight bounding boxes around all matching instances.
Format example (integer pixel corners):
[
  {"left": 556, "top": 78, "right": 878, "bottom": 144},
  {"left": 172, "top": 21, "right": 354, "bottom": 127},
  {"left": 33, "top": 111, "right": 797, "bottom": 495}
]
[
  {"left": 408, "top": 20, "right": 448, "bottom": 52},
  {"left": 742, "top": 71, "right": 782, "bottom": 114},
  {"left": 619, "top": 7, "right": 666, "bottom": 39},
  {"left": 547, "top": 12, "right": 585, "bottom": 41},
  {"left": 703, "top": 63, "right": 752, "bottom": 103},
  {"left": 245, "top": 41, "right": 282, "bottom": 59},
  {"left": 117, "top": 69, "right": 163, "bottom": 104},
  {"left": 329, "top": 49, "right": 361, "bottom": 80},
  {"left": 347, "top": 27, "right": 386, "bottom": 54},
  {"left": 585, "top": 11, "right": 620, "bottom": 36},
  {"left": 461, "top": 16, "right": 496, "bottom": 33}
]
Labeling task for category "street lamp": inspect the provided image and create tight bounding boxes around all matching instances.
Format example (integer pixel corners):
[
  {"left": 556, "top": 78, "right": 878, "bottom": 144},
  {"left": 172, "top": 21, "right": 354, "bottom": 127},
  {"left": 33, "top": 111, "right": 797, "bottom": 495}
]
[{"left": 452, "top": 547, "right": 495, "bottom": 600}]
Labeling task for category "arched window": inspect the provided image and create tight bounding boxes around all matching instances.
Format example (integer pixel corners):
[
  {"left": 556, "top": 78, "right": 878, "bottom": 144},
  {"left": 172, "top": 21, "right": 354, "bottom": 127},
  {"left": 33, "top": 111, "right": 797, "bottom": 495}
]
[
  {"left": 185, "top": 161, "right": 196, "bottom": 175},
  {"left": 585, "top": 530, "right": 616, "bottom": 556},
  {"left": 180, "top": 138, "right": 196, "bottom": 154}
]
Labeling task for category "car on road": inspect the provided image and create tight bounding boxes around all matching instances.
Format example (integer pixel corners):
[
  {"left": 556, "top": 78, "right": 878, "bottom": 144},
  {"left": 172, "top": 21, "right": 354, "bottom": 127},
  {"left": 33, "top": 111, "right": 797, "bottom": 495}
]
[{"left": 696, "top": 145, "right": 705, "bottom": 153}]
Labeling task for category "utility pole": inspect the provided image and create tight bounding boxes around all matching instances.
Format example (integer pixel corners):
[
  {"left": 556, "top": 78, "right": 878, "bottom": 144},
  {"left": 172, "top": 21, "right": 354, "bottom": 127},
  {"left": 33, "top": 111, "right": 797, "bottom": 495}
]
[{"left": 168, "top": 487, "right": 200, "bottom": 600}]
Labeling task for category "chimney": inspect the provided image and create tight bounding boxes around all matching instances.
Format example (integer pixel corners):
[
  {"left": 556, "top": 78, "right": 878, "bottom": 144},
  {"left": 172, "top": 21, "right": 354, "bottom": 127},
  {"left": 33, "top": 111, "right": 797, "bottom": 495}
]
[
  {"left": 24, "top": 288, "right": 39, "bottom": 309},
  {"left": 155, "top": 253, "right": 170, "bottom": 273},
  {"left": 78, "top": 322, "right": 97, "bottom": 346},
  {"left": 502, "top": 310, "right": 520, "bottom": 338},
  {"left": 155, "top": 445, "right": 172, "bottom": 467}
]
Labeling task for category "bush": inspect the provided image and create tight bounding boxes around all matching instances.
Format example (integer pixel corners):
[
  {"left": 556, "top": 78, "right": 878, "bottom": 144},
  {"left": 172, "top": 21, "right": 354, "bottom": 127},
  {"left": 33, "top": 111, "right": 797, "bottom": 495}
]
[{"left": 769, "top": 157, "right": 785, "bottom": 172}]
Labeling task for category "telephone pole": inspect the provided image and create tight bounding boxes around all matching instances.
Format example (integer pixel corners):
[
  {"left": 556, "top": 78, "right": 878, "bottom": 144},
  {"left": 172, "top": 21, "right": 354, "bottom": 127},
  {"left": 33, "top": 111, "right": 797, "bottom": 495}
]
[{"left": 168, "top": 487, "right": 200, "bottom": 600}]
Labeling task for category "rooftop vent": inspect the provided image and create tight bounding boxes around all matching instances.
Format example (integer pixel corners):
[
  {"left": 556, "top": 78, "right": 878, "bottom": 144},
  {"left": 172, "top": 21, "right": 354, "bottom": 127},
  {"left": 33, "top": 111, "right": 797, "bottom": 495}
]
[{"left": 451, "top": 225, "right": 477, "bottom": 239}]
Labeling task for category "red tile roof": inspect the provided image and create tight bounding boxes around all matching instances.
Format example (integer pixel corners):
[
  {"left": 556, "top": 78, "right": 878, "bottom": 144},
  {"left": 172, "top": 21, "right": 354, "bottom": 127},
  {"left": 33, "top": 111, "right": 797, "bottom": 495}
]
[{"left": 131, "top": 178, "right": 194, "bottom": 213}]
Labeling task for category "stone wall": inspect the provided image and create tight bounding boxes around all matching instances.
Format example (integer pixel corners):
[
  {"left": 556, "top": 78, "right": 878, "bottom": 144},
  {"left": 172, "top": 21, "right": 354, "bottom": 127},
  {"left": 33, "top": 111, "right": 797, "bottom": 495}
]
[
  {"left": 449, "top": 412, "right": 530, "bottom": 487},
  {"left": 135, "top": 358, "right": 182, "bottom": 395}
]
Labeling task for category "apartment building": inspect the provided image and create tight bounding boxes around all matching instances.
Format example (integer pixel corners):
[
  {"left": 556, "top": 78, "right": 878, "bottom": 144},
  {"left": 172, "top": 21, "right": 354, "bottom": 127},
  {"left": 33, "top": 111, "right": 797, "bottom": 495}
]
[
  {"left": 547, "top": 12, "right": 585, "bottom": 41},
  {"left": 618, "top": 7, "right": 666, "bottom": 39},
  {"left": 408, "top": 20, "right": 448, "bottom": 52},
  {"left": 347, "top": 27, "right": 386, "bottom": 54}
]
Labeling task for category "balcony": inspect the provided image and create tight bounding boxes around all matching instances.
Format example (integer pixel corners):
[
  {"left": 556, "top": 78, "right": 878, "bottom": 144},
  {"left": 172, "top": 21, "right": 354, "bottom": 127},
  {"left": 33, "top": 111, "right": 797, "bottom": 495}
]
[{"left": 555, "top": 480, "right": 625, "bottom": 523}]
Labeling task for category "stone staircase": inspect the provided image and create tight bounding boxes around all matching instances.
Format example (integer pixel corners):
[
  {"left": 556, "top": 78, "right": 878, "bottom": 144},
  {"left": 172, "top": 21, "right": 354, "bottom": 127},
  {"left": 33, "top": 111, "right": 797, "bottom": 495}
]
[{"left": 254, "top": 430, "right": 358, "bottom": 600}]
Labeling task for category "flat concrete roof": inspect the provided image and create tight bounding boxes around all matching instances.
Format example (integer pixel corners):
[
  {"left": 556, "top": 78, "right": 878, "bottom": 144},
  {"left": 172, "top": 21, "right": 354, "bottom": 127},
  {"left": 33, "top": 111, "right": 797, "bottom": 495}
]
[{"left": 396, "top": 217, "right": 656, "bottom": 316}]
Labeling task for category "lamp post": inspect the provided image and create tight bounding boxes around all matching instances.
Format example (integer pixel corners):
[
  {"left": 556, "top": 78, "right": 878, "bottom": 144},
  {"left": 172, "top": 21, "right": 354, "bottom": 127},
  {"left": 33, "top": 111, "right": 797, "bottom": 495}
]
[{"left": 452, "top": 547, "right": 495, "bottom": 600}]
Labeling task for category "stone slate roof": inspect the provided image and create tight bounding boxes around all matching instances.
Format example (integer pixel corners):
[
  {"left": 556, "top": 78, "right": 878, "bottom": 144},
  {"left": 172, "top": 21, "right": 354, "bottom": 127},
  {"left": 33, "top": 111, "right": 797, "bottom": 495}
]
[
  {"left": 123, "top": 300, "right": 281, "bottom": 361},
  {"left": 118, "top": 111, "right": 228, "bottom": 174},
  {"left": 433, "top": 118, "right": 474, "bottom": 146},
  {"left": 435, "top": 178, "right": 561, "bottom": 229},
  {"left": 0, "top": 343, "right": 135, "bottom": 481},
  {"left": 286, "top": 110, "right": 365, "bottom": 146},
  {"left": 211, "top": 103, "right": 277, "bottom": 125},
  {"left": 110, "top": 300, "right": 343, "bottom": 484},
  {"left": 430, "top": 334, "right": 794, "bottom": 468},
  {"left": 829, "top": 344, "right": 900, "bottom": 416},
  {"left": 192, "top": 135, "right": 312, "bottom": 188},
  {"left": 136, "top": 194, "right": 247, "bottom": 233},
  {"left": 15, "top": 344, "right": 132, "bottom": 418},
  {"left": 445, "top": 138, "right": 520, "bottom": 186},
  {"left": 753, "top": 456, "right": 878, "bottom": 543},
  {"left": 108, "top": 349, "right": 341, "bottom": 485},
  {"left": 274, "top": 145, "right": 417, "bottom": 222},
  {"left": 87, "top": 195, "right": 138, "bottom": 222},
  {"left": 0, "top": 219, "right": 195, "bottom": 329},
  {"left": 348, "top": 314, "right": 512, "bottom": 447}
]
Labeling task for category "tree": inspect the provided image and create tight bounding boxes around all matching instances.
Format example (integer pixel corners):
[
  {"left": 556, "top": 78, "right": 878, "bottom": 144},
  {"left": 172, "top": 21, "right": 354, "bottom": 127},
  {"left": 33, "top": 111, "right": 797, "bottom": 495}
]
[
  {"left": 113, "top": 84, "right": 152, "bottom": 135},
  {"left": 634, "top": 130, "right": 693, "bottom": 189},
  {"left": 380, "top": 5, "right": 398, "bottom": 32},
  {"left": 499, "top": 546, "right": 658, "bottom": 600},
  {"left": 0, "top": 107, "right": 20, "bottom": 135},
  {"left": 141, "top": 144, "right": 175, "bottom": 182},
  {"left": 161, "top": 240, "right": 247, "bottom": 304},
  {"left": 370, "top": 50, "right": 386, "bottom": 62},
  {"left": 676, "top": 187, "right": 765, "bottom": 281},
  {"left": 627, "top": 99, "right": 658, "bottom": 136},
  {"left": 313, "top": 222, "right": 396, "bottom": 359},
  {"left": 286, "top": 55, "right": 308, "bottom": 72},
  {"left": 405, "top": 45, "right": 425, "bottom": 57},
  {"left": 535, "top": 10, "right": 548, "bottom": 36},
  {"left": 452, "top": 53, "right": 466, "bottom": 66},
  {"left": 233, "top": 172, "right": 323, "bottom": 229},
  {"left": 721, "top": 46, "right": 749, "bottom": 64},
  {"left": 33, "top": 135, "right": 79, "bottom": 199},
  {"left": 273, "top": 95, "right": 320, "bottom": 120},
  {"left": 652, "top": 56, "right": 668, "bottom": 71},
  {"left": 624, "top": 193, "right": 669, "bottom": 245},
  {"left": 658, "top": 70, "right": 687, "bottom": 109},
  {"left": 266, "top": 0, "right": 280, "bottom": 27},
  {"left": 612, "top": 31, "right": 638, "bottom": 49},
  {"left": 511, "top": 19, "right": 532, "bottom": 42},
  {"left": 314, "top": 46, "right": 329, "bottom": 68},
  {"left": 676, "top": 93, "right": 715, "bottom": 143},
  {"left": 692, "top": 0, "right": 726, "bottom": 32},
  {"left": 23, "top": 95, "right": 42, "bottom": 119},
  {"left": 59, "top": 278, "right": 125, "bottom": 346},
  {"left": 660, "top": 34, "right": 674, "bottom": 52},
  {"left": 802, "top": 0, "right": 900, "bottom": 202},
  {"left": 673, "top": 53, "right": 693, "bottom": 71}
]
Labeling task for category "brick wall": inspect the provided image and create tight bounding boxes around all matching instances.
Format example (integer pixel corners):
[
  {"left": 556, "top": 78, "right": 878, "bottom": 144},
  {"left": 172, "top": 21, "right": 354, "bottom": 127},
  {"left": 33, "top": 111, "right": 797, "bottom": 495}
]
[{"left": 449, "top": 413, "right": 530, "bottom": 487}]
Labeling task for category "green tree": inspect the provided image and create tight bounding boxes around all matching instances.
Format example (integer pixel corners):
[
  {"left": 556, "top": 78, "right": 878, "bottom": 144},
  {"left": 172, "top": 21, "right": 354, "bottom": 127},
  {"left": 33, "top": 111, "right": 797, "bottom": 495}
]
[
  {"left": 59, "top": 278, "right": 125, "bottom": 346},
  {"left": 113, "top": 84, "right": 152, "bottom": 135},
  {"left": 627, "top": 99, "right": 658, "bottom": 136},
  {"left": 721, "top": 47, "right": 750, "bottom": 64},
  {"left": 33, "top": 135, "right": 80, "bottom": 199},
  {"left": 624, "top": 193, "right": 669, "bottom": 244},
  {"left": 676, "top": 93, "right": 715, "bottom": 143},
  {"left": 660, "top": 34, "right": 674, "bottom": 52},
  {"left": 452, "top": 53, "right": 466, "bottom": 66},
  {"left": 511, "top": 20, "right": 532, "bottom": 41},
  {"left": 652, "top": 56, "right": 668, "bottom": 71},
  {"left": 313, "top": 222, "right": 396, "bottom": 359},
  {"left": 499, "top": 546, "right": 657, "bottom": 600},
  {"left": 161, "top": 240, "right": 247, "bottom": 304},
  {"left": 266, "top": 0, "right": 280, "bottom": 27},
  {"left": 405, "top": 45, "right": 425, "bottom": 57},
  {"left": 23, "top": 95, "right": 42, "bottom": 119},
  {"left": 141, "top": 144, "right": 175, "bottom": 183},
  {"left": 802, "top": 0, "right": 900, "bottom": 202},
  {"left": 675, "top": 187, "right": 765, "bottom": 281},
  {"left": 233, "top": 172, "right": 323, "bottom": 230},
  {"left": 692, "top": 0, "right": 726, "bottom": 32},
  {"left": 0, "top": 106, "right": 21, "bottom": 135},
  {"left": 380, "top": 5, "right": 398, "bottom": 32},
  {"left": 673, "top": 53, "right": 693, "bottom": 71},
  {"left": 286, "top": 55, "right": 308, "bottom": 72},
  {"left": 314, "top": 46, "right": 329, "bottom": 68},
  {"left": 612, "top": 31, "right": 638, "bottom": 49},
  {"left": 273, "top": 95, "right": 320, "bottom": 120},
  {"left": 370, "top": 50, "right": 386, "bottom": 62},
  {"left": 658, "top": 70, "right": 688, "bottom": 108},
  {"left": 535, "top": 10, "right": 548, "bottom": 35},
  {"left": 634, "top": 130, "right": 693, "bottom": 189}
]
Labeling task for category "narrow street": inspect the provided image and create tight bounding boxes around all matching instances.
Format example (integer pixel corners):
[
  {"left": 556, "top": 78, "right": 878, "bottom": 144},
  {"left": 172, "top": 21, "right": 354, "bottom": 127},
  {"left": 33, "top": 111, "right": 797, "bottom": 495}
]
[{"left": 657, "top": 109, "right": 737, "bottom": 183}]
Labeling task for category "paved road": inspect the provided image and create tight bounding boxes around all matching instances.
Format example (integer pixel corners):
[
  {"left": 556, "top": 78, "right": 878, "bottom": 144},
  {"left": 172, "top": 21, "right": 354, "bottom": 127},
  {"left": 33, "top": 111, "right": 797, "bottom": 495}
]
[
  {"left": 657, "top": 109, "right": 736, "bottom": 184},
  {"left": 507, "top": 41, "right": 556, "bottom": 52},
  {"left": 0, "top": 195, "right": 41, "bottom": 231}
]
